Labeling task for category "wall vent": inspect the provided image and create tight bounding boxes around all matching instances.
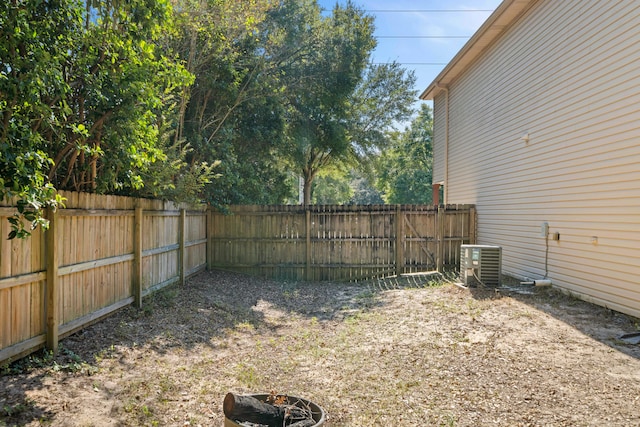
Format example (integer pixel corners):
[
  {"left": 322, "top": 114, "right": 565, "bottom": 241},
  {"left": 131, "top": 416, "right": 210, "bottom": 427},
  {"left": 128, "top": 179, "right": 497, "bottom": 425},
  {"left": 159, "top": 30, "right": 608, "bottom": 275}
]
[{"left": 460, "top": 245, "right": 501, "bottom": 287}]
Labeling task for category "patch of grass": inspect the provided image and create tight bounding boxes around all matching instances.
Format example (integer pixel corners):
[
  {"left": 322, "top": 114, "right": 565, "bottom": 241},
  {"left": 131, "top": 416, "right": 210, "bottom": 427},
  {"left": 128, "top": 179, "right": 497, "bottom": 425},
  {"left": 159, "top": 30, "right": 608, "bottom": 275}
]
[
  {"left": 235, "top": 321, "right": 255, "bottom": 332},
  {"left": 512, "top": 309, "right": 535, "bottom": 319},
  {"left": 1, "top": 350, "right": 55, "bottom": 375},
  {"left": 440, "top": 413, "right": 457, "bottom": 426},
  {"left": 1, "top": 401, "right": 32, "bottom": 418},
  {"left": 355, "top": 289, "right": 376, "bottom": 302},
  {"left": 123, "top": 401, "right": 160, "bottom": 426},
  {"left": 154, "top": 287, "right": 179, "bottom": 307},
  {"left": 429, "top": 298, "right": 463, "bottom": 314},
  {"left": 466, "top": 299, "right": 484, "bottom": 320},
  {"left": 0, "top": 347, "right": 95, "bottom": 376},
  {"left": 235, "top": 362, "right": 260, "bottom": 388},
  {"left": 282, "top": 287, "right": 301, "bottom": 300}
]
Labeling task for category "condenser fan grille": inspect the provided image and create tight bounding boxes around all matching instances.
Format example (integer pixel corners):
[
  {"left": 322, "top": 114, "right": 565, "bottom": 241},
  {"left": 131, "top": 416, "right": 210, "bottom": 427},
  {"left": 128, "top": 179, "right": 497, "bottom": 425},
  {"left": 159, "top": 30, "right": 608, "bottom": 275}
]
[{"left": 460, "top": 245, "right": 501, "bottom": 287}]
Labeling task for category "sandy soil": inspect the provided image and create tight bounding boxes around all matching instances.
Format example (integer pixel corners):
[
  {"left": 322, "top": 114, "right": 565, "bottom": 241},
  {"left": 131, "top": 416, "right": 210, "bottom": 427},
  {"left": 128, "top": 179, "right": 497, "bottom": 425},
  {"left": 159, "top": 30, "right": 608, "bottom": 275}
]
[{"left": 1, "top": 270, "right": 639, "bottom": 426}]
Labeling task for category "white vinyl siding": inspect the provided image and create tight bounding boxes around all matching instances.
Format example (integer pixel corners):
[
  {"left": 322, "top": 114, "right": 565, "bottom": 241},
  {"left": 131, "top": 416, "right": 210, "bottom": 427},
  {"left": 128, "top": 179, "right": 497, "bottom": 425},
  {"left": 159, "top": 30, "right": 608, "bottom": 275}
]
[{"left": 441, "top": 0, "right": 640, "bottom": 317}]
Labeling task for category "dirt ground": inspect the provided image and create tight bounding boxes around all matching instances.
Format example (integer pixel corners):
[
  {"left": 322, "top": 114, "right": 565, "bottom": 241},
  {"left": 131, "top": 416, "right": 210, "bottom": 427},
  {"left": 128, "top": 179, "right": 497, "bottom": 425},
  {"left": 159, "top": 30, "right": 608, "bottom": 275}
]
[{"left": 1, "top": 270, "right": 640, "bottom": 427}]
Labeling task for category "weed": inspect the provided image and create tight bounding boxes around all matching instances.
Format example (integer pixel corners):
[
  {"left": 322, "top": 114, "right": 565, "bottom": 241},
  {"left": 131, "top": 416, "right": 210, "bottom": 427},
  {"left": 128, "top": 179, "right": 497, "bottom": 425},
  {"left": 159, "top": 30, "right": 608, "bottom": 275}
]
[
  {"left": 440, "top": 413, "right": 457, "bottom": 426},
  {"left": 513, "top": 309, "right": 534, "bottom": 319},
  {"left": 155, "top": 288, "right": 179, "bottom": 307},
  {"left": 449, "top": 329, "right": 470, "bottom": 344},
  {"left": 466, "top": 300, "right": 483, "bottom": 319},
  {"left": 158, "top": 375, "right": 176, "bottom": 394},
  {"left": 235, "top": 362, "right": 259, "bottom": 387},
  {"left": 344, "top": 312, "right": 361, "bottom": 324},
  {"left": 356, "top": 289, "right": 376, "bottom": 301},
  {"left": 282, "top": 287, "right": 301, "bottom": 300},
  {"left": 1, "top": 350, "right": 55, "bottom": 375},
  {"left": 141, "top": 304, "right": 154, "bottom": 317},
  {"left": 141, "top": 405, "right": 152, "bottom": 417},
  {"left": 1, "top": 401, "right": 30, "bottom": 418},
  {"left": 430, "top": 299, "right": 462, "bottom": 314},
  {"left": 235, "top": 322, "right": 255, "bottom": 332},
  {"left": 95, "top": 344, "right": 116, "bottom": 363}
]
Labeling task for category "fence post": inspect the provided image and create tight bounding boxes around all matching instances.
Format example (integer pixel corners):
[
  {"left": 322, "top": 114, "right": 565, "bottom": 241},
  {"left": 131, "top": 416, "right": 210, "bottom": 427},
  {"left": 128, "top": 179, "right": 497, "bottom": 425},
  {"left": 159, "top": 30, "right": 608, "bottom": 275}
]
[
  {"left": 133, "top": 206, "right": 143, "bottom": 309},
  {"left": 45, "top": 206, "right": 59, "bottom": 355},
  {"left": 395, "top": 205, "right": 404, "bottom": 276},
  {"left": 206, "top": 207, "right": 212, "bottom": 270},
  {"left": 179, "top": 208, "right": 186, "bottom": 285},
  {"left": 305, "top": 207, "right": 311, "bottom": 281},
  {"left": 437, "top": 205, "right": 445, "bottom": 272}
]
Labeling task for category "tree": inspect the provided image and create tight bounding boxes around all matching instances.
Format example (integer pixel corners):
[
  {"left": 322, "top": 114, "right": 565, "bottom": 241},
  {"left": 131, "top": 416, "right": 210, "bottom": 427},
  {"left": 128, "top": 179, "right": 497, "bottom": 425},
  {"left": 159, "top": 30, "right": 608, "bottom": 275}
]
[
  {"left": 1, "top": 0, "right": 80, "bottom": 237},
  {"left": 280, "top": 0, "right": 375, "bottom": 205},
  {"left": 168, "top": 0, "right": 295, "bottom": 207},
  {"left": 51, "top": 0, "right": 196, "bottom": 196},
  {"left": 312, "top": 172, "right": 353, "bottom": 205},
  {"left": 376, "top": 103, "right": 434, "bottom": 204},
  {"left": 311, "top": 168, "right": 383, "bottom": 205},
  {"left": 167, "top": 0, "right": 417, "bottom": 207},
  {"left": 274, "top": 0, "right": 417, "bottom": 205},
  {"left": 1, "top": 0, "right": 198, "bottom": 237},
  {"left": 348, "top": 171, "right": 384, "bottom": 204},
  {"left": 346, "top": 62, "right": 417, "bottom": 172}
]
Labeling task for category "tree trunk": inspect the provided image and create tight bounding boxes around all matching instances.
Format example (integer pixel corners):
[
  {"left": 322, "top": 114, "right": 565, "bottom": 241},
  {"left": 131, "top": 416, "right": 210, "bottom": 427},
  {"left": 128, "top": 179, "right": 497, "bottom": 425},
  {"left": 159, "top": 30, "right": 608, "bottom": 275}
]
[{"left": 302, "top": 171, "right": 315, "bottom": 206}]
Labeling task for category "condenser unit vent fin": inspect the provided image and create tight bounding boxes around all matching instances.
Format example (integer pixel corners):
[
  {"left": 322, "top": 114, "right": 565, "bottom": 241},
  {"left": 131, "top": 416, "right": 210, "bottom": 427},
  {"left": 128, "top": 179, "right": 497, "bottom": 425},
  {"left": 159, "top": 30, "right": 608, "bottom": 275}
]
[{"left": 459, "top": 245, "right": 502, "bottom": 287}]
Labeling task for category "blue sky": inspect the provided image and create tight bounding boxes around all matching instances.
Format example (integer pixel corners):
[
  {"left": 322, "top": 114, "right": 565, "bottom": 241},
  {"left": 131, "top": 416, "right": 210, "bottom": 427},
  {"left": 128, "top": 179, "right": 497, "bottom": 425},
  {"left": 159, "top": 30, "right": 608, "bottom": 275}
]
[{"left": 317, "top": 0, "right": 503, "bottom": 105}]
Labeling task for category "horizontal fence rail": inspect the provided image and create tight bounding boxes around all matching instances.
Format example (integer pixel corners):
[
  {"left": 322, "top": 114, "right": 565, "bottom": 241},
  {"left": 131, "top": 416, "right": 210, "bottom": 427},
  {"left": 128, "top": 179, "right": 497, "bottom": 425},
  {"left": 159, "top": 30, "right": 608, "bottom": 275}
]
[
  {"left": 208, "top": 204, "right": 476, "bottom": 282},
  {"left": 1, "top": 196, "right": 476, "bottom": 365},
  {"left": 0, "top": 191, "right": 207, "bottom": 365}
]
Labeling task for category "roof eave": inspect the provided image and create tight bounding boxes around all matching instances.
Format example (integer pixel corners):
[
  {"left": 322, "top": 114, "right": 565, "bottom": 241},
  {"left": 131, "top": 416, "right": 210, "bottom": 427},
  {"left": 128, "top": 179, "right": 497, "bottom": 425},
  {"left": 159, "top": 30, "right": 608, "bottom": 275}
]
[{"left": 420, "top": 0, "right": 538, "bottom": 100}]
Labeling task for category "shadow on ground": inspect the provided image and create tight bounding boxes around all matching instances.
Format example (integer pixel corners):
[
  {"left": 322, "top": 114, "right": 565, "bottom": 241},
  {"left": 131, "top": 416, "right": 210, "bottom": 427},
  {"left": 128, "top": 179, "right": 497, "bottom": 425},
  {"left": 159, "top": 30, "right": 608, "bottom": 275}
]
[
  {"left": 0, "top": 269, "right": 440, "bottom": 425},
  {"left": 2, "top": 269, "right": 639, "bottom": 425},
  {"left": 465, "top": 276, "right": 640, "bottom": 361}
]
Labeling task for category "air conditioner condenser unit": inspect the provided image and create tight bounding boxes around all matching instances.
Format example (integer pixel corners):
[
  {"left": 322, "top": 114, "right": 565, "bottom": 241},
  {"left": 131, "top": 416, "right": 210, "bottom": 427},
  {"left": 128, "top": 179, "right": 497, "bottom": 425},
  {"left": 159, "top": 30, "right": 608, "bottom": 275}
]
[{"left": 460, "top": 245, "right": 502, "bottom": 287}]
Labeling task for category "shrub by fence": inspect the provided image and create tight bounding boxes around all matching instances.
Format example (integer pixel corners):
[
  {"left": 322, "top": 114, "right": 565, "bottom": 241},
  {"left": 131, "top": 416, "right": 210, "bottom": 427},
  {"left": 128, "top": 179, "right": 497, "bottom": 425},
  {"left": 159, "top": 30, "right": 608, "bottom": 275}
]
[
  {"left": 208, "top": 204, "right": 476, "bottom": 281},
  {"left": 0, "top": 192, "right": 207, "bottom": 365}
]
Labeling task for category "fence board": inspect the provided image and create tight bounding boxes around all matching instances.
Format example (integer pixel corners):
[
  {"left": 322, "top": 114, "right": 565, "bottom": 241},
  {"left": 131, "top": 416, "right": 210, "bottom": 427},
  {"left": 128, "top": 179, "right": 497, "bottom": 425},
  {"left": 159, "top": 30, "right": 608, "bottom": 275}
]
[
  {"left": 0, "top": 288, "right": 11, "bottom": 348},
  {"left": 0, "top": 191, "right": 208, "bottom": 365},
  {"left": 209, "top": 205, "right": 475, "bottom": 282},
  {"left": 2, "top": 195, "right": 473, "bottom": 365}
]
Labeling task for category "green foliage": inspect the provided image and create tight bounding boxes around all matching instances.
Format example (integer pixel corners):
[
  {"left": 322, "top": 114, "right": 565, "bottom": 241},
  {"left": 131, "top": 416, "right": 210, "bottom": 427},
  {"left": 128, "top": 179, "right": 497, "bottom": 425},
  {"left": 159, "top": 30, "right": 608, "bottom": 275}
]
[
  {"left": 1, "top": 0, "right": 195, "bottom": 237},
  {"left": 168, "top": 0, "right": 294, "bottom": 206},
  {"left": 312, "top": 169, "right": 383, "bottom": 205},
  {"left": 1, "top": 0, "right": 425, "bottom": 239},
  {"left": 376, "top": 104, "right": 434, "bottom": 204},
  {"left": 126, "top": 131, "right": 220, "bottom": 204},
  {"left": 0, "top": 345, "right": 92, "bottom": 376},
  {"left": 312, "top": 171, "right": 354, "bottom": 205},
  {"left": 0, "top": 0, "right": 80, "bottom": 237},
  {"left": 278, "top": 0, "right": 377, "bottom": 204},
  {"left": 53, "top": 0, "right": 193, "bottom": 194},
  {"left": 348, "top": 62, "right": 418, "bottom": 163},
  {"left": 349, "top": 171, "right": 384, "bottom": 204}
]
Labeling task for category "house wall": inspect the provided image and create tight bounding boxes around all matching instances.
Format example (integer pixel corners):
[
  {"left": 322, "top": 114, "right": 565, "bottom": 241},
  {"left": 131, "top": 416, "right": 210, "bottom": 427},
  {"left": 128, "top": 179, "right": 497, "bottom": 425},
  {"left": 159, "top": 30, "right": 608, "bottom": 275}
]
[{"left": 435, "top": 0, "right": 640, "bottom": 318}]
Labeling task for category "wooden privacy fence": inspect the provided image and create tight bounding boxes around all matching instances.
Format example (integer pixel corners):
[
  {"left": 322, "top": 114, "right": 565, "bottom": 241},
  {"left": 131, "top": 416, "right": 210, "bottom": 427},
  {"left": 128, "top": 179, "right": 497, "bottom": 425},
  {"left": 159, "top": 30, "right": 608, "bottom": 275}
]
[
  {"left": 208, "top": 204, "right": 477, "bottom": 281},
  {"left": 0, "top": 191, "right": 207, "bottom": 365},
  {"left": 1, "top": 198, "right": 475, "bottom": 365}
]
